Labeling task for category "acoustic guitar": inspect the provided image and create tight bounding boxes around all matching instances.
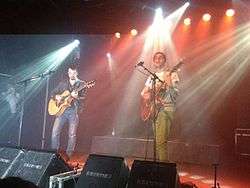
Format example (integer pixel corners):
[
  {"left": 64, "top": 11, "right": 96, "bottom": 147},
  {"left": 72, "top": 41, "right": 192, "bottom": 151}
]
[
  {"left": 141, "top": 62, "right": 183, "bottom": 121},
  {"left": 48, "top": 80, "right": 95, "bottom": 116}
]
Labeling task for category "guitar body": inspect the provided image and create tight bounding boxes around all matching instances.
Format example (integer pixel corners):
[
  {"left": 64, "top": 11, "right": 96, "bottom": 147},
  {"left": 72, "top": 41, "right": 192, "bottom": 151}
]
[
  {"left": 140, "top": 62, "right": 183, "bottom": 121},
  {"left": 48, "top": 90, "right": 74, "bottom": 116},
  {"left": 141, "top": 97, "right": 162, "bottom": 121},
  {"left": 48, "top": 80, "right": 96, "bottom": 116},
  {"left": 140, "top": 98, "right": 153, "bottom": 121}
]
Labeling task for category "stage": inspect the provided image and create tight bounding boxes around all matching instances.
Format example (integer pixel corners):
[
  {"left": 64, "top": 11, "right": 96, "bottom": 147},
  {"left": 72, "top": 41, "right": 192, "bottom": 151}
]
[
  {"left": 1, "top": 1, "right": 250, "bottom": 187},
  {"left": 67, "top": 153, "right": 250, "bottom": 188}
]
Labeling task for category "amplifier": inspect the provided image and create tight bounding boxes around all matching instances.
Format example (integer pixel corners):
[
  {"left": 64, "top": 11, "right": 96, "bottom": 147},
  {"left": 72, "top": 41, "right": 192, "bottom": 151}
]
[{"left": 235, "top": 128, "right": 250, "bottom": 156}]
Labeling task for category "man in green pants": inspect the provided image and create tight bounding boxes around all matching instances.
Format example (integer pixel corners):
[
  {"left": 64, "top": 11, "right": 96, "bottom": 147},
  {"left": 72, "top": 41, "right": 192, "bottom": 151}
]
[{"left": 141, "top": 52, "right": 180, "bottom": 162}]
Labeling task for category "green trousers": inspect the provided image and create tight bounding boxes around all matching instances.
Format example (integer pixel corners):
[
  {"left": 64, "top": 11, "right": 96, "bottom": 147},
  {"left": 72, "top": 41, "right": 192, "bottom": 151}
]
[{"left": 153, "top": 109, "right": 174, "bottom": 162}]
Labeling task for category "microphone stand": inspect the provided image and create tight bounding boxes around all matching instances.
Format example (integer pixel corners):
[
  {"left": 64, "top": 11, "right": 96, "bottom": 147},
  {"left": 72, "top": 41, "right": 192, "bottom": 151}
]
[
  {"left": 16, "top": 79, "right": 29, "bottom": 147},
  {"left": 16, "top": 70, "right": 55, "bottom": 147},
  {"left": 212, "top": 163, "right": 220, "bottom": 188},
  {"left": 0, "top": 73, "right": 12, "bottom": 78},
  {"left": 137, "top": 64, "right": 164, "bottom": 161},
  {"left": 41, "top": 71, "right": 55, "bottom": 149}
]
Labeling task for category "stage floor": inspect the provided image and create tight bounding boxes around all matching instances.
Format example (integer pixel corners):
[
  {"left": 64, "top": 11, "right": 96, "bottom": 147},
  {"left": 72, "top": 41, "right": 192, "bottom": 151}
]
[{"left": 67, "top": 153, "right": 250, "bottom": 188}]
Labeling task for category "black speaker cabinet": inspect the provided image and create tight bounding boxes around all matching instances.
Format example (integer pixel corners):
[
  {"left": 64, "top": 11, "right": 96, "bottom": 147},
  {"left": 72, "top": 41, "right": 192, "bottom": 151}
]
[
  {"left": 0, "top": 147, "right": 25, "bottom": 178},
  {"left": 1, "top": 147, "right": 71, "bottom": 188},
  {"left": 235, "top": 128, "right": 250, "bottom": 156},
  {"left": 76, "top": 154, "right": 129, "bottom": 188},
  {"left": 128, "top": 160, "right": 178, "bottom": 188}
]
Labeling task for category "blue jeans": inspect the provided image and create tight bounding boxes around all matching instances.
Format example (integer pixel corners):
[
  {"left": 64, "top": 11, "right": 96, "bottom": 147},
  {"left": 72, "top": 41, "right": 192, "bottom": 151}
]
[{"left": 51, "top": 108, "right": 79, "bottom": 156}]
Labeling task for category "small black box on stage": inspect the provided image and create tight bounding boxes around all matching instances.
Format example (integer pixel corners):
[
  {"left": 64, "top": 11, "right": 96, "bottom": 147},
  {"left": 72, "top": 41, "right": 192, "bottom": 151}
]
[
  {"left": 128, "top": 160, "right": 179, "bottom": 188},
  {"left": 235, "top": 128, "right": 250, "bottom": 156},
  {"left": 76, "top": 154, "right": 129, "bottom": 188}
]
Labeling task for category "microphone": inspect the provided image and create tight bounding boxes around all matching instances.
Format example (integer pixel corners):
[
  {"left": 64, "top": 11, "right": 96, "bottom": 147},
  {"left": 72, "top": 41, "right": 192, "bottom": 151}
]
[
  {"left": 41, "top": 70, "right": 56, "bottom": 77},
  {"left": 0, "top": 73, "right": 12, "bottom": 78},
  {"left": 135, "top": 61, "right": 144, "bottom": 67}
]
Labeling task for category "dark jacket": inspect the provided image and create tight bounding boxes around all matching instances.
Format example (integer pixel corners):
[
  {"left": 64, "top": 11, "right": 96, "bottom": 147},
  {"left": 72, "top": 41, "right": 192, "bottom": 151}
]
[{"left": 51, "top": 79, "right": 87, "bottom": 112}]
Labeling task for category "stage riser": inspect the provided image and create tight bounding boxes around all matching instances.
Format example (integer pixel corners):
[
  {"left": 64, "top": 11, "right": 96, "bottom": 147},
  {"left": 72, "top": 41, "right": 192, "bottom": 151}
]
[
  {"left": 91, "top": 136, "right": 221, "bottom": 165},
  {"left": 91, "top": 136, "right": 154, "bottom": 159},
  {"left": 167, "top": 141, "right": 220, "bottom": 165}
]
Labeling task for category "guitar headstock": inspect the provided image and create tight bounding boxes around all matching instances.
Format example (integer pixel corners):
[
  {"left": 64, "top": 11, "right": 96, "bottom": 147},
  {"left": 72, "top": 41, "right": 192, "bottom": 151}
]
[
  {"left": 76, "top": 80, "right": 96, "bottom": 92},
  {"left": 170, "top": 61, "right": 183, "bottom": 73},
  {"left": 85, "top": 80, "right": 96, "bottom": 88}
]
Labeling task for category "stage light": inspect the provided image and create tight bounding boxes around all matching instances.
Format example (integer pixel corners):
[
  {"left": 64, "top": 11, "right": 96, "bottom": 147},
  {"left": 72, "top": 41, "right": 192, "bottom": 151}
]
[
  {"left": 106, "top": 52, "right": 111, "bottom": 58},
  {"left": 149, "top": 7, "right": 164, "bottom": 35},
  {"left": 115, "top": 32, "right": 121, "bottom": 38},
  {"left": 203, "top": 13, "right": 211, "bottom": 22},
  {"left": 155, "top": 7, "right": 163, "bottom": 15},
  {"left": 184, "top": 18, "right": 191, "bottom": 25},
  {"left": 144, "top": 2, "right": 189, "bottom": 51},
  {"left": 73, "top": 39, "right": 80, "bottom": 46},
  {"left": 154, "top": 8, "right": 163, "bottom": 23},
  {"left": 112, "top": 128, "right": 115, "bottom": 136},
  {"left": 106, "top": 52, "right": 113, "bottom": 71},
  {"left": 184, "top": 2, "right": 190, "bottom": 6},
  {"left": 226, "top": 9, "right": 235, "bottom": 17},
  {"left": 130, "top": 29, "right": 138, "bottom": 36}
]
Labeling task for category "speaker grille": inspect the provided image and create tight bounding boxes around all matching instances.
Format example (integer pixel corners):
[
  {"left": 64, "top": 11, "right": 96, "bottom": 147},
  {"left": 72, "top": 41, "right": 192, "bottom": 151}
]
[
  {"left": 76, "top": 154, "right": 129, "bottom": 188},
  {"left": 0, "top": 147, "right": 25, "bottom": 178},
  {"left": 128, "top": 160, "right": 177, "bottom": 188},
  {"left": 1, "top": 147, "right": 71, "bottom": 188}
]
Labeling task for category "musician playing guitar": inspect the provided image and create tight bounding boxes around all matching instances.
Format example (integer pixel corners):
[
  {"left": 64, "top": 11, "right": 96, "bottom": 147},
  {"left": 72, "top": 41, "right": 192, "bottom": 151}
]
[
  {"left": 141, "top": 52, "right": 180, "bottom": 162},
  {"left": 50, "top": 64, "right": 94, "bottom": 160}
]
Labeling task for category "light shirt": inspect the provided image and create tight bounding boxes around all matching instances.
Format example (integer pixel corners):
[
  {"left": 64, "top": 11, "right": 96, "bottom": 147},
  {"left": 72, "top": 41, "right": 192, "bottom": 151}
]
[
  {"left": 69, "top": 79, "right": 77, "bottom": 86},
  {"left": 6, "top": 93, "right": 20, "bottom": 114},
  {"left": 145, "top": 70, "right": 179, "bottom": 88},
  {"left": 144, "top": 70, "right": 180, "bottom": 109}
]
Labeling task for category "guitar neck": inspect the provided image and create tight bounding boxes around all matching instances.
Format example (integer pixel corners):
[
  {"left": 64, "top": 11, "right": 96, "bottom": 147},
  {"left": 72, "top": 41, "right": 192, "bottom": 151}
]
[
  {"left": 170, "top": 62, "right": 183, "bottom": 74},
  {"left": 76, "top": 81, "right": 95, "bottom": 92}
]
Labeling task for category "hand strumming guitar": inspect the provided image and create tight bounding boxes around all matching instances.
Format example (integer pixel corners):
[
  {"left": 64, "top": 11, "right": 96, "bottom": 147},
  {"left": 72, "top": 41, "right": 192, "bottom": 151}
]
[
  {"left": 71, "top": 91, "right": 78, "bottom": 98},
  {"left": 55, "top": 95, "right": 62, "bottom": 103},
  {"left": 48, "top": 80, "right": 95, "bottom": 116}
]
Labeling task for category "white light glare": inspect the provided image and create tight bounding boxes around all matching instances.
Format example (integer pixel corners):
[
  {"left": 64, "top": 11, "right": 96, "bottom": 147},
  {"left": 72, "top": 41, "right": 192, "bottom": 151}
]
[
  {"left": 154, "top": 8, "right": 163, "bottom": 24},
  {"left": 106, "top": 53, "right": 111, "bottom": 58},
  {"left": 155, "top": 7, "right": 163, "bottom": 15},
  {"left": 73, "top": 39, "right": 80, "bottom": 47}
]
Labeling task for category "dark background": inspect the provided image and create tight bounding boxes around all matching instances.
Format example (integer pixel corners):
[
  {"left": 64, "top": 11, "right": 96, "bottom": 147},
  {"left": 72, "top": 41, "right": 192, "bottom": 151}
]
[{"left": 0, "top": 0, "right": 234, "bottom": 34}]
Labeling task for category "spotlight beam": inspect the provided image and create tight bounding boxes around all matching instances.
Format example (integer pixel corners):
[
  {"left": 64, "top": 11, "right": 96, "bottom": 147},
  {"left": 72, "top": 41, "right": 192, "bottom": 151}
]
[
  {"left": 142, "top": 2, "right": 190, "bottom": 62},
  {"left": 178, "top": 23, "right": 250, "bottom": 122},
  {"left": 111, "top": 3, "right": 190, "bottom": 135},
  {"left": 13, "top": 39, "right": 80, "bottom": 106},
  {"left": 0, "top": 39, "right": 81, "bottom": 135},
  {"left": 164, "top": 2, "right": 191, "bottom": 33}
]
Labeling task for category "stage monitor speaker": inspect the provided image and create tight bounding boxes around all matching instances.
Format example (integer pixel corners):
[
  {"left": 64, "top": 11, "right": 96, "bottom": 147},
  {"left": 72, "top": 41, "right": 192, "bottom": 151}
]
[
  {"left": 76, "top": 154, "right": 129, "bottom": 188},
  {"left": 6, "top": 149, "right": 71, "bottom": 188},
  {"left": 128, "top": 160, "right": 179, "bottom": 188},
  {"left": 0, "top": 147, "right": 25, "bottom": 178}
]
